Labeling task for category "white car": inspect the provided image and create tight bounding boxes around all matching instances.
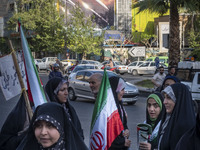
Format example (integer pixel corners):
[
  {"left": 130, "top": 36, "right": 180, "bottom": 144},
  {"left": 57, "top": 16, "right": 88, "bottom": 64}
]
[
  {"left": 128, "top": 61, "right": 145, "bottom": 75},
  {"left": 101, "top": 60, "right": 128, "bottom": 75},
  {"left": 132, "top": 61, "right": 167, "bottom": 76},
  {"left": 68, "top": 69, "right": 139, "bottom": 105},
  {"left": 79, "top": 60, "right": 101, "bottom": 69}
]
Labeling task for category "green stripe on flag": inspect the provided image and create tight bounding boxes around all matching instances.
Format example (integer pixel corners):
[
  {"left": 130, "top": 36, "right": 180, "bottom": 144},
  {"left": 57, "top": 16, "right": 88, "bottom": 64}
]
[{"left": 90, "top": 69, "right": 111, "bottom": 132}]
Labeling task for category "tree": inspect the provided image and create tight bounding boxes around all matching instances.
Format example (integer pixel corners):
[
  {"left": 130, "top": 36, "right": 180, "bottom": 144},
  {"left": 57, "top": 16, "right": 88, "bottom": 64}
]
[
  {"left": 188, "top": 16, "right": 200, "bottom": 60},
  {"left": 65, "top": 5, "right": 104, "bottom": 60},
  {"left": 133, "top": 0, "right": 200, "bottom": 67},
  {"left": 7, "top": 0, "right": 65, "bottom": 53},
  {"left": 140, "top": 33, "right": 157, "bottom": 56}
]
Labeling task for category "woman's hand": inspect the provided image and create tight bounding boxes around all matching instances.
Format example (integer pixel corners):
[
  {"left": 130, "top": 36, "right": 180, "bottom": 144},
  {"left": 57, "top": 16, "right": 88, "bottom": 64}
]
[
  {"left": 123, "top": 129, "right": 130, "bottom": 138},
  {"left": 124, "top": 138, "right": 131, "bottom": 147},
  {"left": 139, "top": 142, "right": 151, "bottom": 150}
]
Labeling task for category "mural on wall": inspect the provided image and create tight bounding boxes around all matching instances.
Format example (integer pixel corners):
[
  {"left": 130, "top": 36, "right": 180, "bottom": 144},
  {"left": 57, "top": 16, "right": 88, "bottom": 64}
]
[{"left": 72, "top": 0, "right": 114, "bottom": 27}]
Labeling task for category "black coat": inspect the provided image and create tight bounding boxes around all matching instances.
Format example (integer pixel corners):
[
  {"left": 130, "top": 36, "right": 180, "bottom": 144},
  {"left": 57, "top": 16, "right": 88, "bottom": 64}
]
[
  {"left": 108, "top": 76, "right": 128, "bottom": 150},
  {"left": 158, "top": 83, "right": 196, "bottom": 150},
  {"left": 45, "top": 77, "right": 84, "bottom": 139},
  {"left": 175, "top": 107, "right": 200, "bottom": 150},
  {"left": 18, "top": 102, "right": 88, "bottom": 150},
  {"left": 0, "top": 94, "right": 28, "bottom": 150}
]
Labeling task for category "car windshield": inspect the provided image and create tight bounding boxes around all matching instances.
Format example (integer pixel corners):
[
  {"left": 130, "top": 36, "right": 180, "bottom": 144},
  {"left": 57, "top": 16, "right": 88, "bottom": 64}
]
[
  {"left": 115, "top": 61, "right": 123, "bottom": 65},
  {"left": 73, "top": 66, "right": 94, "bottom": 73}
]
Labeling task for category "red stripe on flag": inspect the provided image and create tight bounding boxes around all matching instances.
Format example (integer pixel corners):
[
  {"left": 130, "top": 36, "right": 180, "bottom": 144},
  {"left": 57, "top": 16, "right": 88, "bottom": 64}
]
[{"left": 107, "top": 110, "right": 124, "bottom": 149}]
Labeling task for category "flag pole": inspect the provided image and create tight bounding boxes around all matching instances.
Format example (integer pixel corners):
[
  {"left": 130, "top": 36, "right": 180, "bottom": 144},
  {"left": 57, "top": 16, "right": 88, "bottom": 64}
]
[{"left": 8, "top": 39, "right": 33, "bottom": 120}]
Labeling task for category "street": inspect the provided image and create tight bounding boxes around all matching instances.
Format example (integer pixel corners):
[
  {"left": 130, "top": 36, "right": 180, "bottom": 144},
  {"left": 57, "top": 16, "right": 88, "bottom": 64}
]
[{"left": 0, "top": 72, "right": 152, "bottom": 150}]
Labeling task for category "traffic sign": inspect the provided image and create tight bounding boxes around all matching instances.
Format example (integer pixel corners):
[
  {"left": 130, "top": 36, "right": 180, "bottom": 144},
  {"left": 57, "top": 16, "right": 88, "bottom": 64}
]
[{"left": 128, "top": 47, "right": 145, "bottom": 57}]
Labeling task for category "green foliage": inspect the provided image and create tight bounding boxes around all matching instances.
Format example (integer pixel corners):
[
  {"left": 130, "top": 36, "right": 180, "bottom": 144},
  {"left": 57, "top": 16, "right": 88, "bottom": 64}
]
[
  {"left": 65, "top": 5, "right": 104, "bottom": 59},
  {"left": 7, "top": 0, "right": 65, "bottom": 53},
  {"left": 135, "top": 79, "right": 154, "bottom": 88},
  {"left": 0, "top": 38, "right": 10, "bottom": 54},
  {"left": 188, "top": 19, "right": 200, "bottom": 60}
]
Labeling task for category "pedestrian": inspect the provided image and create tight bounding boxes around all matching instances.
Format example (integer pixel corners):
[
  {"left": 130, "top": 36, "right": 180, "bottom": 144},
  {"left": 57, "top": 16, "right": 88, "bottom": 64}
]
[
  {"left": 156, "top": 75, "right": 180, "bottom": 92},
  {"left": 166, "top": 66, "right": 176, "bottom": 76},
  {"left": 157, "top": 83, "right": 196, "bottom": 150},
  {"left": 105, "top": 58, "right": 114, "bottom": 69},
  {"left": 48, "top": 63, "right": 63, "bottom": 80},
  {"left": 139, "top": 92, "right": 165, "bottom": 150},
  {"left": 108, "top": 76, "right": 131, "bottom": 150},
  {"left": 16, "top": 102, "right": 88, "bottom": 150},
  {"left": 155, "top": 57, "right": 159, "bottom": 69},
  {"left": 45, "top": 77, "right": 84, "bottom": 140},
  {"left": 89, "top": 73, "right": 103, "bottom": 99},
  {"left": 175, "top": 103, "right": 200, "bottom": 150},
  {"left": 126, "top": 59, "right": 131, "bottom": 65},
  {"left": 71, "top": 60, "right": 79, "bottom": 71},
  {"left": 151, "top": 66, "right": 166, "bottom": 90},
  {"left": 56, "top": 59, "right": 64, "bottom": 74}
]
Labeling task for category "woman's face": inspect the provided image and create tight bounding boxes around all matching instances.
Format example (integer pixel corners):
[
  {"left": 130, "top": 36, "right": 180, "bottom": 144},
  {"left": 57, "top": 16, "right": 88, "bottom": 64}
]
[
  {"left": 34, "top": 120, "right": 60, "bottom": 148},
  {"left": 163, "top": 93, "right": 175, "bottom": 114},
  {"left": 163, "top": 79, "right": 176, "bottom": 89},
  {"left": 117, "top": 88, "right": 125, "bottom": 101},
  {"left": 57, "top": 83, "right": 68, "bottom": 103},
  {"left": 147, "top": 98, "right": 161, "bottom": 119}
]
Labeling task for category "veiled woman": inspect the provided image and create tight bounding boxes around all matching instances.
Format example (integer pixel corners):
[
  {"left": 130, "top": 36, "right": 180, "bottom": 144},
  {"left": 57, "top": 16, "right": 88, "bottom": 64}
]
[
  {"left": 17, "top": 102, "right": 88, "bottom": 150},
  {"left": 139, "top": 92, "right": 165, "bottom": 150},
  {"left": 45, "top": 77, "right": 84, "bottom": 140},
  {"left": 108, "top": 76, "right": 131, "bottom": 150},
  {"left": 157, "top": 83, "right": 196, "bottom": 150}
]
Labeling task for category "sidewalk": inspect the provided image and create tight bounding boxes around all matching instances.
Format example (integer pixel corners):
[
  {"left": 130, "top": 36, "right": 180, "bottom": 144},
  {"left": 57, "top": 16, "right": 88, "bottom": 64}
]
[{"left": 129, "top": 78, "right": 153, "bottom": 96}]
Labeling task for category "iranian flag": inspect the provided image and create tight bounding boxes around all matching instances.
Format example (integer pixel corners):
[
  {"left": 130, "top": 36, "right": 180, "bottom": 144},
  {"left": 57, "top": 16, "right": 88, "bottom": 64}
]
[
  {"left": 90, "top": 70, "right": 124, "bottom": 150},
  {"left": 19, "top": 21, "right": 47, "bottom": 108}
]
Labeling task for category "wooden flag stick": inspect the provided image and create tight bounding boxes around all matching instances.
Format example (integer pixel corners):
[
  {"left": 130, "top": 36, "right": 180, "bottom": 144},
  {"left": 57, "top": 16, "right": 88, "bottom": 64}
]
[{"left": 8, "top": 40, "right": 33, "bottom": 120}]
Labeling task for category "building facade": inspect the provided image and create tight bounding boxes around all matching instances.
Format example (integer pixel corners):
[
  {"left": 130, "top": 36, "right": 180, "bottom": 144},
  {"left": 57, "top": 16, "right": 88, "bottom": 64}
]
[{"left": 114, "top": 0, "right": 132, "bottom": 35}]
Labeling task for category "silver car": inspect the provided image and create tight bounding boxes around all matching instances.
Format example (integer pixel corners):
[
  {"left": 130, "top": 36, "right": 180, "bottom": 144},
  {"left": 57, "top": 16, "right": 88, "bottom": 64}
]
[{"left": 68, "top": 69, "right": 139, "bottom": 105}]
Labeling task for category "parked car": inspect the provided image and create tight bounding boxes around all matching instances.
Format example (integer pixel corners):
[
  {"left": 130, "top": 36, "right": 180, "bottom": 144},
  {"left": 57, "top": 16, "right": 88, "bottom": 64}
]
[
  {"left": 127, "top": 61, "right": 145, "bottom": 75},
  {"left": 68, "top": 69, "right": 139, "bottom": 105},
  {"left": 68, "top": 64, "right": 99, "bottom": 77},
  {"left": 146, "top": 56, "right": 168, "bottom": 67},
  {"left": 101, "top": 60, "right": 128, "bottom": 75},
  {"left": 61, "top": 59, "right": 77, "bottom": 73},
  {"left": 34, "top": 59, "right": 42, "bottom": 72},
  {"left": 79, "top": 60, "right": 101, "bottom": 68},
  {"left": 180, "top": 72, "right": 200, "bottom": 103},
  {"left": 38, "top": 57, "right": 57, "bottom": 71},
  {"left": 132, "top": 61, "right": 167, "bottom": 76}
]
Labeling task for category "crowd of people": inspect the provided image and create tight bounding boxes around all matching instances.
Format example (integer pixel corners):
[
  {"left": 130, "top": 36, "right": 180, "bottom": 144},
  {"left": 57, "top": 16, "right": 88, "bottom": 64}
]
[{"left": 0, "top": 61, "right": 199, "bottom": 150}]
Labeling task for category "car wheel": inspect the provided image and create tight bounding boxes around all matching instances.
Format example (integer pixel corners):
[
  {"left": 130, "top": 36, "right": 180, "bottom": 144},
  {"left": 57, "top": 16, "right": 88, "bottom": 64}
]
[
  {"left": 120, "top": 73, "right": 124, "bottom": 75},
  {"left": 132, "top": 70, "right": 138, "bottom": 76},
  {"left": 68, "top": 88, "right": 77, "bottom": 101},
  {"left": 127, "top": 101, "right": 136, "bottom": 105}
]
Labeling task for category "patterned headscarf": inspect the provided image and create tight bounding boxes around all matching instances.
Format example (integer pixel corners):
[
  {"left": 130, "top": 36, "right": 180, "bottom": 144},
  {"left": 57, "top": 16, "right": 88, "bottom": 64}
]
[{"left": 33, "top": 115, "right": 65, "bottom": 150}]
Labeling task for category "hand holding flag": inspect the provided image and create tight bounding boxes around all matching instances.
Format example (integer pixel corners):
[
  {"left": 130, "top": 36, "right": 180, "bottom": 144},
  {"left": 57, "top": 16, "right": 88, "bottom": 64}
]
[{"left": 90, "top": 69, "right": 124, "bottom": 150}]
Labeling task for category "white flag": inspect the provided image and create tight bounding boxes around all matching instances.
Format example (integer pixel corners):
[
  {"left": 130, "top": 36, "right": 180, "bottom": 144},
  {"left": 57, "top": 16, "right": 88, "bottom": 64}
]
[{"left": 0, "top": 53, "right": 27, "bottom": 100}]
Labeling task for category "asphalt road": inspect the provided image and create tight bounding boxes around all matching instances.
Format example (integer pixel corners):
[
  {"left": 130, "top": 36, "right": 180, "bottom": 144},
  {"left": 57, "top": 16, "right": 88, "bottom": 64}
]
[{"left": 0, "top": 72, "right": 151, "bottom": 150}]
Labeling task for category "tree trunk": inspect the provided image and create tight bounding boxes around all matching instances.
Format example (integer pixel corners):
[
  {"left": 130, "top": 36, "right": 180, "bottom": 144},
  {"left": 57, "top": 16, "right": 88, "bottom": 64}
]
[{"left": 169, "top": 1, "right": 180, "bottom": 67}]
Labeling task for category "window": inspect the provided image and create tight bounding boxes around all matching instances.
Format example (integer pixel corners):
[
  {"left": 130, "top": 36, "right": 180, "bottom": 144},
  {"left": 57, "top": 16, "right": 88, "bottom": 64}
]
[
  {"left": 150, "top": 62, "right": 155, "bottom": 66},
  {"left": 140, "top": 62, "right": 149, "bottom": 67},
  {"left": 129, "top": 62, "right": 137, "bottom": 66},
  {"left": 85, "top": 72, "right": 92, "bottom": 81},
  {"left": 76, "top": 72, "right": 84, "bottom": 81}
]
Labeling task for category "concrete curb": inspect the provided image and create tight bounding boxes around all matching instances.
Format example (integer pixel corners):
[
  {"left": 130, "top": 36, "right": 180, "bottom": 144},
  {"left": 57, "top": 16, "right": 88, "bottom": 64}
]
[{"left": 138, "top": 86, "right": 153, "bottom": 97}]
